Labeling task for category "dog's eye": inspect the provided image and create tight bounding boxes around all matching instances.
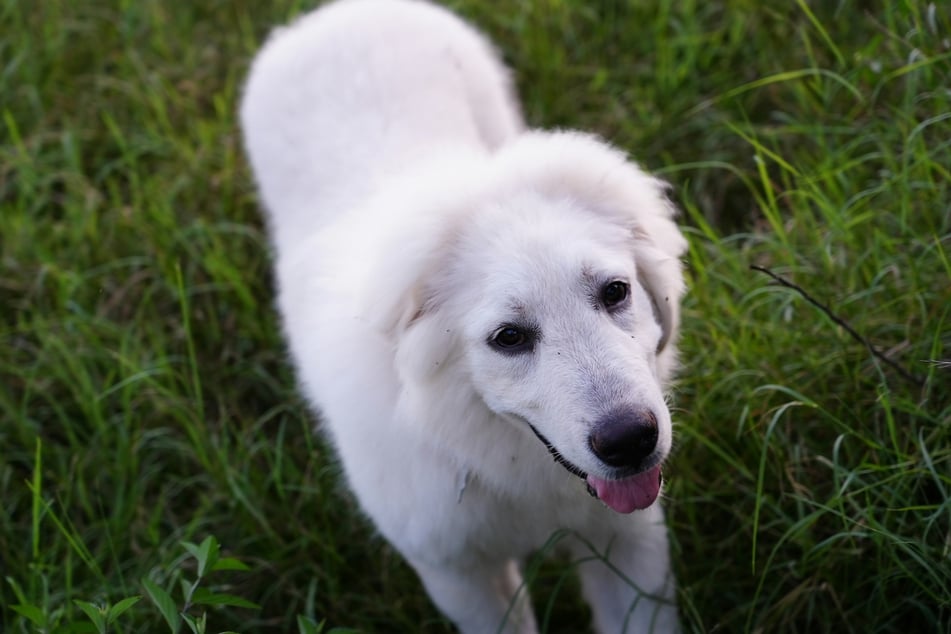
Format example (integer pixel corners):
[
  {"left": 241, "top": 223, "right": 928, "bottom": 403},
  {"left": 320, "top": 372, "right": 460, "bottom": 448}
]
[
  {"left": 490, "top": 325, "right": 533, "bottom": 352},
  {"left": 601, "top": 281, "right": 629, "bottom": 308}
]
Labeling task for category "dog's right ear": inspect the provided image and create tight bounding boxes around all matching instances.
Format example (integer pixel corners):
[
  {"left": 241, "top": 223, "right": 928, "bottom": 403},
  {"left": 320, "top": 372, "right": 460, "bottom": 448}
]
[
  {"left": 632, "top": 233, "right": 684, "bottom": 355},
  {"left": 365, "top": 210, "right": 462, "bottom": 384}
]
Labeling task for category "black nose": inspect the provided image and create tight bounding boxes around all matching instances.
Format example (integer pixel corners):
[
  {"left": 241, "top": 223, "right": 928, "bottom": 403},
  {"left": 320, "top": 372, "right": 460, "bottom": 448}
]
[{"left": 588, "top": 408, "right": 659, "bottom": 469}]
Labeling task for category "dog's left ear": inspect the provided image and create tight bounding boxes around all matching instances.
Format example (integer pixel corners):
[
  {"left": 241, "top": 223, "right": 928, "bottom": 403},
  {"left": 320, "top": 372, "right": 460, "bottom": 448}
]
[
  {"left": 622, "top": 177, "right": 687, "bottom": 355},
  {"left": 630, "top": 176, "right": 687, "bottom": 354},
  {"left": 634, "top": 231, "right": 685, "bottom": 354}
]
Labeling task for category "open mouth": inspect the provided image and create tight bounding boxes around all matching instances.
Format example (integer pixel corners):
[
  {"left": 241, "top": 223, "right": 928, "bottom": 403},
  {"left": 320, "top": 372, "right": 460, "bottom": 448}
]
[{"left": 527, "top": 423, "right": 663, "bottom": 514}]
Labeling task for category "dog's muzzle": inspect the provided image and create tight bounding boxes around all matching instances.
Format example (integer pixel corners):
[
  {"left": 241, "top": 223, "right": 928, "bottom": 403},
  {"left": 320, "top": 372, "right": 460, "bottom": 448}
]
[{"left": 526, "top": 422, "right": 665, "bottom": 510}]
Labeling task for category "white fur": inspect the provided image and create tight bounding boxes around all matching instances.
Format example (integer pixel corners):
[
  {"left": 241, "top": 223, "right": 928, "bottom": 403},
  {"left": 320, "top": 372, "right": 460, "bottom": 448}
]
[{"left": 241, "top": 1, "right": 686, "bottom": 632}]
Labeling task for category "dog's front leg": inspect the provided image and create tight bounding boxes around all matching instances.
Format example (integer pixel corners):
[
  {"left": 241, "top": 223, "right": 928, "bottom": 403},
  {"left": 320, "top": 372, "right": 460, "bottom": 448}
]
[
  {"left": 571, "top": 507, "right": 679, "bottom": 634},
  {"left": 410, "top": 557, "right": 538, "bottom": 634}
]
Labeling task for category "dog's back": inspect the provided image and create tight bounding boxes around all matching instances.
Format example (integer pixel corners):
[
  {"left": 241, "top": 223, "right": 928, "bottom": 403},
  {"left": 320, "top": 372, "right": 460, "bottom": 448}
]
[{"left": 241, "top": 0, "right": 522, "bottom": 253}]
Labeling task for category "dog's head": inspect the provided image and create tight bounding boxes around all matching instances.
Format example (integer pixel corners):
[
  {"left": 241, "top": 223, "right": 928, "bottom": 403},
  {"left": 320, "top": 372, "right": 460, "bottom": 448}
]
[{"left": 373, "top": 132, "right": 687, "bottom": 513}]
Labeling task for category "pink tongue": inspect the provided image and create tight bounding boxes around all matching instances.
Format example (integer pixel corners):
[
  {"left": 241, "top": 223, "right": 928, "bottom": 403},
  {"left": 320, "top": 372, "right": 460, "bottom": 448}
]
[{"left": 586, "top": 465, "right": 662, "bottom": 514}]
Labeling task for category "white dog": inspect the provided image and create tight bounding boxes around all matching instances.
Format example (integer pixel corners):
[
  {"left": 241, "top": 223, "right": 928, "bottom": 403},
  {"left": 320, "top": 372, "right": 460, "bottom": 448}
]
[{"left": 241, "top": 1, "right": 686, "bottom": 632}]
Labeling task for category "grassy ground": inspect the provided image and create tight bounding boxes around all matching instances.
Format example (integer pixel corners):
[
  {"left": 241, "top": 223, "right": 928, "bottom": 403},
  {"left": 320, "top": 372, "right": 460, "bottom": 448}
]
[{"left": 2, "top": 0, "right": 949, "bottom": 632}]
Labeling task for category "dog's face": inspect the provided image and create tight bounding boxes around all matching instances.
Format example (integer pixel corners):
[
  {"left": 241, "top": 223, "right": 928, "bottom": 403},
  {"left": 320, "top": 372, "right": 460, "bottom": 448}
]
[
  {"left": 403, "top": 190, "right": 680, "bottom": 513},
  {"left": 375, "top": 133, "right": 687, "bottom": 513}
]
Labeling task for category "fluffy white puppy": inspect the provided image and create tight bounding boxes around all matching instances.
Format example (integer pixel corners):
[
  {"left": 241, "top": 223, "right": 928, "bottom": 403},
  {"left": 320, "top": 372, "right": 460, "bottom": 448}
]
[{"left": 241, "top": 1, "right": 686, "bottom": 632}]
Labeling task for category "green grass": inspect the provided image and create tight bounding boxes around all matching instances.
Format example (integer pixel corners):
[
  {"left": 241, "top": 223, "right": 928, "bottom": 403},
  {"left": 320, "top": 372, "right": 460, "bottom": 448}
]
[{"left": 1, "top": 0, "right": 948, "bottom": 632}]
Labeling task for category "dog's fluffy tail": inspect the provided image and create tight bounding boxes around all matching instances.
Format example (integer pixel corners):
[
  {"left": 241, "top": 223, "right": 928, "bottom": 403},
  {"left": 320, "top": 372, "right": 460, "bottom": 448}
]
[{"left": 240, "top": 0, "right": 522, "bottom": 253}]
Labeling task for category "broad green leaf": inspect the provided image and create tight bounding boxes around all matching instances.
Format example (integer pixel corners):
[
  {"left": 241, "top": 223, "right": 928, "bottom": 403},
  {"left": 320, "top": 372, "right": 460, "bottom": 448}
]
[
  {"left": 106, "top": 595, "right": 142, "bottom": 623},
  {"left": 72, "top": 600, "right": 106, "bottom": 634},
  {"left": 211, "top": 557, "right": 250, "bottom": 572},
  {"left": 182, "top": 536, "right": 220, "bottom": 577},
  {"left": 142, "top": 577, "right": 181, "bottom": 634},
  {"left": 10, "top": 603, "right": 47, "bottom": 627},
  {"left": 296, "top": 615, "right": 321, "bottom": 634},
  {"left": 181, "top": 540, "right": 201, "bottom": 559},
  {"left": 190, "top": 587, "right": 260, "bottom": 610},
  {"left": 181, "top": 577, "right": 202, "bottom": 607},
  {"left": 182, "top": 612, "right": 199, "bottom": 634},
  {"left": 182, "top": 611, "right": 206, "bottom": 634},
  {"left": 6, "top": 576, "right": 29, "bottom": 604},
  {"left": 181, "top": 578, "right": 196, "bottom": 604},
  {"left": 198, "top": 536, "right": 220, "bottom": 577}
]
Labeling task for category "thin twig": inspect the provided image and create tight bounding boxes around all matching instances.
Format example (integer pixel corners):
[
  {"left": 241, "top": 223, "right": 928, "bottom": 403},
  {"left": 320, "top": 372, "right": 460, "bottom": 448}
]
[{"left": 750, "top": 265, "right": 925, "bottom": 387}]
